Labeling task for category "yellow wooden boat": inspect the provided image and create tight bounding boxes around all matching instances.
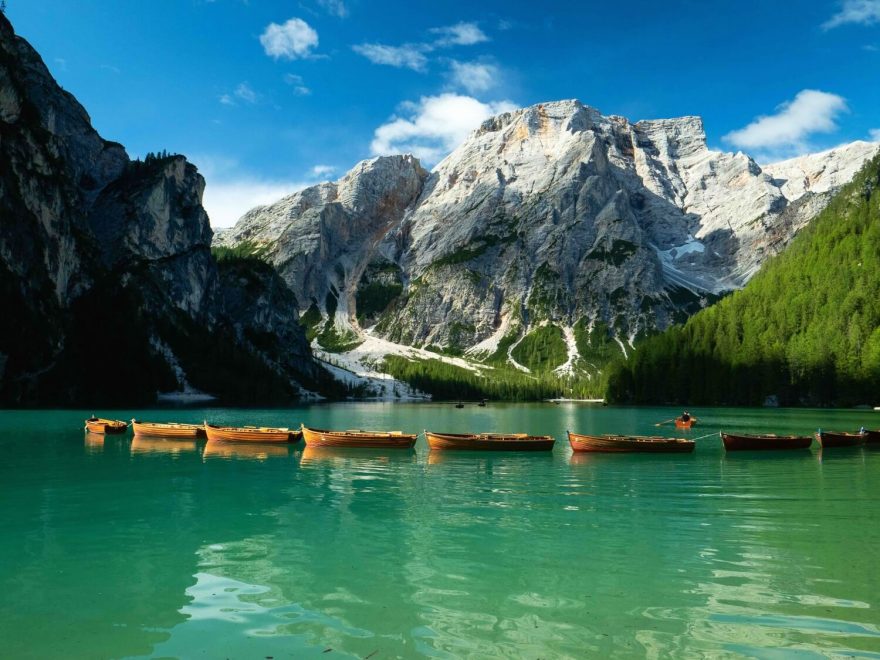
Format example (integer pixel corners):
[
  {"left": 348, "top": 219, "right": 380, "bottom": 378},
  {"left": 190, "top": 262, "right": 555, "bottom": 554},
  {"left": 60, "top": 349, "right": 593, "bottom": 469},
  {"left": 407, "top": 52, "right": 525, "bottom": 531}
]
[
  {"left": 204, "top": 422, "right": 293, "bottom": 443},
  {"left": 84, "top": 417, "right": 128, "bottom": 435},
  {"left": 301, "top": 425, "right": 417, "bottom": 449},
  {"left": 132, "top": 419, "right": 206, "bottom": 439}
]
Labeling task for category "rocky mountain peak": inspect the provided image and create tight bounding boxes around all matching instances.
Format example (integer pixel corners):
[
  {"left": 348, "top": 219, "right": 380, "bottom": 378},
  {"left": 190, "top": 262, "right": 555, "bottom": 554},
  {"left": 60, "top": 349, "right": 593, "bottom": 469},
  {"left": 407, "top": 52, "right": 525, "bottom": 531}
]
[{"left": 218, "top": 97, "right": 879, "bottom": 381}]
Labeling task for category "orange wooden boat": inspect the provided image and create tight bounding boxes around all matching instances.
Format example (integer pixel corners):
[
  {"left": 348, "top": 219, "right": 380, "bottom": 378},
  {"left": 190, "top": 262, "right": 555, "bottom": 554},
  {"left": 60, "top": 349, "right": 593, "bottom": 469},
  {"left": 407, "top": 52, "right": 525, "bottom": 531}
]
[
  {"left": 674, "top": 416, "right": 697, "bottom": 429},
  {"left": 84, "top": 417, "right": 128, "bottom": 435},
  {"left": 132, "top": 419, "right": 206, "bottom": 439},
  {"left": 721, "top": 432, "right": 812, "bottom": 451},
  {"left": 568, "top": 431, "right": 695, "bottom": 453},
  {"left": 425, "top": 431, "right": 555, "bottom": 451},
  {"left": 204, "top": 422, "right": 293, "bottom": 443},
  {"left": 815, "top": 431, "right": 866, "bottom": 448},
  {"left": 300, "top": 425, "right": 417, "bottom": 449}
]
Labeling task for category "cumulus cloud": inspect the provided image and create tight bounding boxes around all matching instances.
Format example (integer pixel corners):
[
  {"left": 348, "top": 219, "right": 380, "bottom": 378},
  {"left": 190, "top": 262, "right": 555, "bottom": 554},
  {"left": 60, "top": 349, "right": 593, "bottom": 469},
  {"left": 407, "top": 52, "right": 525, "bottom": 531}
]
[
  {"left": 449, "top": 60, "right": 498, "bottom": 93},
  {"left": 317, "top": 0, "right": 348, "bottom": 18},
  {"left": 430, "top": 22, "right": 489, "bottom": 47},
  {"left": 371, "top": 93, "right": 517, "bottom": 165},
  {"left": 870, "top": 128, "right": 880, "bottom": 141},
  {"left": 283, "top": 73, "right": 311, "bottom": 96},
  {"left": 351, "top": 43, "right": 428, "bottom": 71},
  {"left": 260, "top": 18, "right": 319, "bottom": 60},
  {"left": 823, "top": 0, "right": 880, "bottom": 29},
  {"left": 723, "top": 90, "right": 848, "bottom": 154}
]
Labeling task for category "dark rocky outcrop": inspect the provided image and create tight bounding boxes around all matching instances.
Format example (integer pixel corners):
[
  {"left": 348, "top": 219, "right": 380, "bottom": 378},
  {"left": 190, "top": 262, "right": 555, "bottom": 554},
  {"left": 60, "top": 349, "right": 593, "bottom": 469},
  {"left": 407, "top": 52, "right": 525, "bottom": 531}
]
[{"left": 0, "top": 13, "right": 332, "bottom": 405}]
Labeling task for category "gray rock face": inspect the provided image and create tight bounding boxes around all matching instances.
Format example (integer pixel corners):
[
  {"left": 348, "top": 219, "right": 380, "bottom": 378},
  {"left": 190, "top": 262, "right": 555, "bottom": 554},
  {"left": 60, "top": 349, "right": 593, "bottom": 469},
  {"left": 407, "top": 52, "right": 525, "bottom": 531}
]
[
  {"left": 216, "top": 155, "right": 428, "bottom": 330},
  {"left": 220, "top": 99, "right": 878, "bottom": 368},
  {"left": 0, "top": 14, "right": 327, "bottom": 404}
]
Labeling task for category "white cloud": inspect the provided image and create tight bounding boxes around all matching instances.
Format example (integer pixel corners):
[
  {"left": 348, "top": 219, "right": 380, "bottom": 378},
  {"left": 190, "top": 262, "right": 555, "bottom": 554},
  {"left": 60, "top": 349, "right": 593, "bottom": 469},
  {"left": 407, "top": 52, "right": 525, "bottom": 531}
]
[
  {"left": 203, "top": 179, "right": 308, "bottom": 228},
  {"left": 870, "top": 128, "right": 880, "bottom": 141},
  {"left": 823, "top": 0, "right": 880, "bottom": 29},
  {"left": 283, "top": 73, "right": 311, "bottom": 95},
  {"left": 260, "top": 18, "right": 319, "bottom": 60},
  {"left": 723, "top": 90, "right": 848, "bottom": 153},
  {"left": 449, "top": 60, "right": 498, "bottom": 93},
  {"left": 352, "top": 43, "right": 428, "bottom": 71},
  {"left": 371, "top": 93, "right": 517, "bottom": 165},
  {"left": 430, "top": 22, "right": 489, "bottom": 47},
  {"left": 311, "top": 164, "right": 336, "bottom": 178},
  {"left": 195, "top": 155, "right": 337, "bottom": 228},
  {"left": 317, "top": 0, "right": 348, "bottom": 18},
  {"left": 219, "top": 94, "right": 234, "bottom": 105},
  {"left": 234, "top": 82, "right": 258, "bottom": 103},
  {"left": 54, "top": 57, "right": 67, "bottom": 71}
]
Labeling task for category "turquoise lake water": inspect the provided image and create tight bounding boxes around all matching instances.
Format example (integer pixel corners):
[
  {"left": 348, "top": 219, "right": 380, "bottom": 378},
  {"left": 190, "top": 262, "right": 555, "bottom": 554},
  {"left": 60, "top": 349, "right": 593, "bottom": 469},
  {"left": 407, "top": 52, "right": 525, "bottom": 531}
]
[{"left": 1, "top": 404, "right": 879, "bottom": 658}]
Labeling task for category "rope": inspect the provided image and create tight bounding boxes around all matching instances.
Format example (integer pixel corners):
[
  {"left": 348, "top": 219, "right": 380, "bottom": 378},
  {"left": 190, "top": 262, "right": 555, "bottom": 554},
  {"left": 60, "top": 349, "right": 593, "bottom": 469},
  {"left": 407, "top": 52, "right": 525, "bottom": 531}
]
[{"left": 689, "top": 431, "right": 721, "bottom": 442}]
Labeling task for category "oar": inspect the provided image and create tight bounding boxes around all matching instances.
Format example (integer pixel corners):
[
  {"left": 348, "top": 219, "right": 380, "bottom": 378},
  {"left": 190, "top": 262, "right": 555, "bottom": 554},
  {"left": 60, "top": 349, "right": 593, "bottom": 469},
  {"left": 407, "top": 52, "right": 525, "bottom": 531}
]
[{"left": 655, "top": 417, "right": 677, "bottom": 427}]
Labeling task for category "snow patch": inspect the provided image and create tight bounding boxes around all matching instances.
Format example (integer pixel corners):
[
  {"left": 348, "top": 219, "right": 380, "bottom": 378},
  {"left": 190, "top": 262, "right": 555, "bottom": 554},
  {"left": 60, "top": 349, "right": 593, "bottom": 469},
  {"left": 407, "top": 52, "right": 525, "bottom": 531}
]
[{"left": 553, "top": 325, "right": 580, "bottom": 377}]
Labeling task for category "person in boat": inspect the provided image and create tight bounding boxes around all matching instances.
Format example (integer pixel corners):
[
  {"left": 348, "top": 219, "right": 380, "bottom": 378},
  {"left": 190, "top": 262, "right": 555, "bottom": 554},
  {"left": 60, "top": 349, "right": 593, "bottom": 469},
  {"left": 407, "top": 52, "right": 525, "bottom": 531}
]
[{"left": 681, "top": 411, "right": 691, "bottom": 422}]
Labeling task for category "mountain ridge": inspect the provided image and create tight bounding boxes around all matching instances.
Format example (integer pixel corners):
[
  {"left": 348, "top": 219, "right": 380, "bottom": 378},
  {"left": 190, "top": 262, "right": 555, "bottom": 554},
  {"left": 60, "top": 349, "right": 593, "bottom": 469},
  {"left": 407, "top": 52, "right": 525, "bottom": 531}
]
[{"left": 216, "top": 99, "right": 879, "bottom": 385}]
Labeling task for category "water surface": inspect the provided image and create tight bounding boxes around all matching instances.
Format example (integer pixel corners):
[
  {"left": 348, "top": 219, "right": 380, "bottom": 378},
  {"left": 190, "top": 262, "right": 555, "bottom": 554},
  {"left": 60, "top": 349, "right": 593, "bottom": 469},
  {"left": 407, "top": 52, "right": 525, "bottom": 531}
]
[{"left": 1, "top": 404, "right": 879, "bottom": 658}]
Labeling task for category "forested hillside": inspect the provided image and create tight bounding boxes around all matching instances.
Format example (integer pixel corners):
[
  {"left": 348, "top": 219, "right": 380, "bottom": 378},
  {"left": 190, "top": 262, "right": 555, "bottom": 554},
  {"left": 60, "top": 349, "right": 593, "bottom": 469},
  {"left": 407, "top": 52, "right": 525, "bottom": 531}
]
[{"left": 606, "top": 154, "right": 880, "bottom": 406}]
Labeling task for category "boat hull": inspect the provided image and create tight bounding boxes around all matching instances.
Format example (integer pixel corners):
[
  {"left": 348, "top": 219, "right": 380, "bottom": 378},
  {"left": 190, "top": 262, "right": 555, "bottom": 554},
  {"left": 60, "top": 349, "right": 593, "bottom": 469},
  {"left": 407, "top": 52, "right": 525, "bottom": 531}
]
[
  {"left": 816, "top": 431, "right": 866, "bottom": 448},
  {"left": 721, "top": 433, "right": 812, "bottom": 451},
  {"left": 864, "top": 430, "right": 880, "bottom": 444},
  {"left": 568, "top": 431, "right": 695, "bottom": 453},
  {"left": 426, "top": 431, "right": 555, "bottom": 451},
  {"left": 204, "top": 424, "right": 292, "bottom": 443},
  {"left": 132, "top": 420, "right": 205, "bottom": 439},
  {"left": 301, "top": 426, "right": 417, "bottom": 449},
  {"left": 84, "top": 418, "right": 128, "bottom": 435}
]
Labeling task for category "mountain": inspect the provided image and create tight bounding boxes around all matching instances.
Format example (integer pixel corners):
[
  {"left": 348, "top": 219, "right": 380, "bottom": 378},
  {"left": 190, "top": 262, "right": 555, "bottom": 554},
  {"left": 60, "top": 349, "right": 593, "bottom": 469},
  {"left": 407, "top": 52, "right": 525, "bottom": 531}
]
[
  {"left": 606, "top": 153, "right": 880, "bottom": 407},
  {"left": 216, "top": 100, "right": 878, "bottom": 386},
  {"left": 0, "top": 13, "right": 336, "bottom": 404}
]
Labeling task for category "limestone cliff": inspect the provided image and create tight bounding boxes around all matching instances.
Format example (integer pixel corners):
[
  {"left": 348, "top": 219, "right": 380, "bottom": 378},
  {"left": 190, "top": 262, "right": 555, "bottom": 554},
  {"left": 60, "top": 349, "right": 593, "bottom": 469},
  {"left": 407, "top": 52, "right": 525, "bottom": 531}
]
[{"left": 0, "top": 14, "right": 331, "bottom": 404}]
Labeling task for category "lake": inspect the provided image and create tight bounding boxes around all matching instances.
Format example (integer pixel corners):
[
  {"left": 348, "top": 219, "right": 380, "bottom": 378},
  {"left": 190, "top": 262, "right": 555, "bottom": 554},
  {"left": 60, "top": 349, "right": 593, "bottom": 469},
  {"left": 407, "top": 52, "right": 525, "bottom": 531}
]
[{"left": 1, "top": 404, "right": 879, "bottom": 658}]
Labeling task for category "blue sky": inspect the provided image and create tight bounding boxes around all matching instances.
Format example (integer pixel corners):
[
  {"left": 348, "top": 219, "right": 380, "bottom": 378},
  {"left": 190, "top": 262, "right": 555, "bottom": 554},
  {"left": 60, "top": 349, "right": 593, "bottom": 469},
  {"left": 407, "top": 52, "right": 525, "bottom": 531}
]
[{"left": 7, "top": 0, "right": 880, "bottom": 226}]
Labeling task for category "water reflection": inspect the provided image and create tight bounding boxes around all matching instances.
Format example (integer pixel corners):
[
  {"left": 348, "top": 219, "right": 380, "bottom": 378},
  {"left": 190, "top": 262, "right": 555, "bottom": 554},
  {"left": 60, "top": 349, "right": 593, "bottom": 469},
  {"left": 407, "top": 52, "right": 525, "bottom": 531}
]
[
  {"left": 84, "top": 431, "right": 105, "bottom": 452},
  {"left": 299, "top": 446, "right": 416, "bottom": 466},
  {"left": 130, "top": 436, "right": 198, "bottom": 455},
  {"left": 202, "top": 439, "right": 292, "bottom": 460}
]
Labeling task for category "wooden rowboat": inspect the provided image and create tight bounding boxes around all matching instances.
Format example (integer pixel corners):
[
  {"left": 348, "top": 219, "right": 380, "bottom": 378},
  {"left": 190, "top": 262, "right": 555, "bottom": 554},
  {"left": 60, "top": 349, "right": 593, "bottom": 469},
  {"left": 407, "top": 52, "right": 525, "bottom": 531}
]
[
  {"left": 425, "top": 431, "right": 555, "bottom": 451},
  {"left": 815, "top": 431, "right": 866, "bottom": 448},
  {"left": 721, "top": 432, "right": 812, "bottom": 451},
  {"left": 864, "top": 429, "right": 880, "bottom": 444},
  {"left": 675, "top": 417, "right": 697, "bottom": 429},
  {"left": 84, "top": 417, "right": 128, "bottom": 435},
  {"left": 301, "top": 425, "right": 417, "bottom": 449},
  {"left": 132, "top": 419, "right": 206, "bottom": 439},
  {"left": 204, "top": 422, "right": 292, "bottom": 443},
  {"left": 568, "top": 431, "right": 695, "bottom": 453}
]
